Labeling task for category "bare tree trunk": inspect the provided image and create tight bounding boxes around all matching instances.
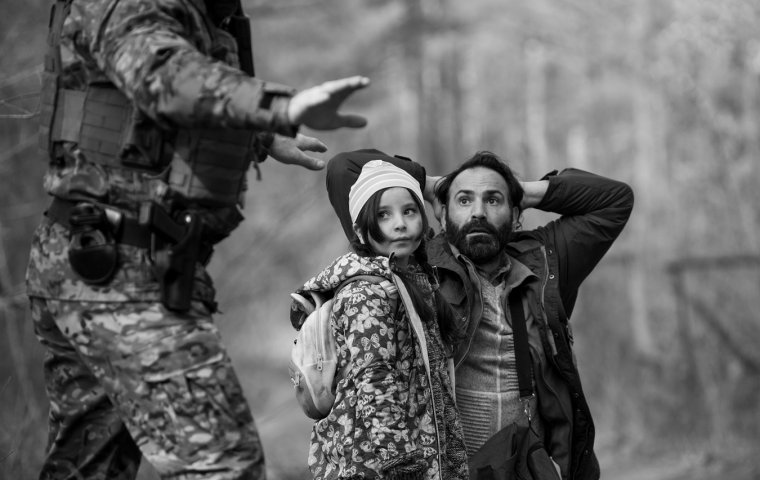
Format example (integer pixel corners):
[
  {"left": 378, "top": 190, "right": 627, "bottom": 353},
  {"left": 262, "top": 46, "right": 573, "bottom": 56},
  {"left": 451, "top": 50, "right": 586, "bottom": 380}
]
[
  {"left": 401, "top": 0, "right": 461, "bottom": 172},
  {"left": 566, "top": 124, "right": 589, "bottom": 171},
  {"left": 401, "top": 0, "right": 425, "bottom": 161},
  {"left": 391, "top": 41, "right": 419, "bottom": 156},
  {"left": 438, "top": 15, "right": 463, "bottom": 171},
  {"left": 525, "top": 38, "right": 549, "bottom": 178},
  {"left": 628, "top": 0, "right": 657, "bottom": 357},
  {"left": 403, "top": 0, "right": 441, "bottom": 165},
  {"left": 733, "top": 67, "right": 760, "bottom": 253}
]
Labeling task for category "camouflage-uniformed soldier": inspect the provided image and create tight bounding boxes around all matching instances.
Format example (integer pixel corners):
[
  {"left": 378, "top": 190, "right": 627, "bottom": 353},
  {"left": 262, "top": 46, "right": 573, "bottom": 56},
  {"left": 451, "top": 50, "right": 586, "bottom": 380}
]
[{"left": 26, "top": 0, "right": 369, "bottom": 479}]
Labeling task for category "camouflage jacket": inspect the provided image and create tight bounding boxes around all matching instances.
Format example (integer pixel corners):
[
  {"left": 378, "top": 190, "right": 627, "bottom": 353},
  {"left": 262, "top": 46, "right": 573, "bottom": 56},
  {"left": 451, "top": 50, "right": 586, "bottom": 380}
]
[
  {"left": 45, "top": 0, "right": 297, "bottom": 211},
  {"left": 28, "top": 0, "right": 297, "bottom": 303}
]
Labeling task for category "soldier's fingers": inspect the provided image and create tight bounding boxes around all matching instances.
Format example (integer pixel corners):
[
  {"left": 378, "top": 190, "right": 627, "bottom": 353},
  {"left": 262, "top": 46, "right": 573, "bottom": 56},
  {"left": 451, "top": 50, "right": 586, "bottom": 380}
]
[
  {"left": 333, "top": 113, "right": 368, "bottom": 129},
  {"left": 274, "top": 148, "right": 324, "bottom": 170},
  {"left": 289, "top": 153, "right": 325, "bottom": 171},
  {"left": 294, "top": 134, "right": 328, "bottom": 153},
  {"left": 319, "top": 76, "right": 370, "bottom": 96}
]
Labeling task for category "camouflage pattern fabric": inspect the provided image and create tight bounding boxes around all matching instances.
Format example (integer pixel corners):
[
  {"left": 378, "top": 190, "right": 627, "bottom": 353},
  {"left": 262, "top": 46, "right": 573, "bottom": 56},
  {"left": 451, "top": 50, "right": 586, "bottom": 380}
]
[
  {"left": 26, "top": 216, "right": 215, "bottom": 304},
  {"left": 45, "top": 0, "right": 296, "bottom": 221},
  {"left": 62, "top": 0, "right": 295, "bottom": 131},
  {"left": 30, "top": 296, "right": 264, "bottom": 480},
  {"left": 26, "top": 0, "right": 306, "bottom": 477}
]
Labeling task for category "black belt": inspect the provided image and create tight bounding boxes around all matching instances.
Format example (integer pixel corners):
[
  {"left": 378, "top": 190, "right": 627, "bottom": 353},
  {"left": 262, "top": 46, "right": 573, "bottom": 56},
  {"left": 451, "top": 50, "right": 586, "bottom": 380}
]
[{"left": 46, "top": 197, "right": 152, "bottom": 249}]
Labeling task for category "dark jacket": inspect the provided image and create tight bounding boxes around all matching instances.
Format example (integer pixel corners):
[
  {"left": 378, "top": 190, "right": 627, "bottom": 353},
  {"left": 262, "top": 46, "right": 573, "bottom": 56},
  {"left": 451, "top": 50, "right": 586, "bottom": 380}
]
[{"left": 427, "top": 168, "right": 634, "bottom": 480}]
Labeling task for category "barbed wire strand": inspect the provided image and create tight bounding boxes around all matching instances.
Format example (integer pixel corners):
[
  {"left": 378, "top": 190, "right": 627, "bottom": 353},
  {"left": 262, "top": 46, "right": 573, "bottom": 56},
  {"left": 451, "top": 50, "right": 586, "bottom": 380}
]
[
  {"left": 0, "top": 92, "right": 41, "bottom": 119},
  {"left": 0, "top": 64, "right": 42, "bottom": 90}
]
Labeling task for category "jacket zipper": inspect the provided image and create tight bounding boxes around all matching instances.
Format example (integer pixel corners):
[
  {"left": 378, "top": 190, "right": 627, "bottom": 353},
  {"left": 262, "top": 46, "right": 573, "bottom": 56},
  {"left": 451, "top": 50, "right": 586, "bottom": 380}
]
[
  {"left": 538, "top": 246, "right": 558, "bottom": 357},
  {"left": 538, "top": 245, "right": 573, "bottom": 477},
  {"left": 455, "top": 264, "right": 485, "bottom": 369},
  {"left": 413, "top": 309, "right": 443, "bottom": 475},
  {"left": 427, "top": 363, "right": 443, "bottom": 477}
]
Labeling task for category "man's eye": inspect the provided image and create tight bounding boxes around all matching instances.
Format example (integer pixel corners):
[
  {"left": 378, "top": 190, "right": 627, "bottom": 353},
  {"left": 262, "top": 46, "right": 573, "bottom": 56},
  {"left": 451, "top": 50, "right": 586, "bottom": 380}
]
[
  {"left": 487, "top": 198, "right": 499, "bottom": 205},
  {"left": 458, "top": 198, "right": 470, "bottom": 205}
]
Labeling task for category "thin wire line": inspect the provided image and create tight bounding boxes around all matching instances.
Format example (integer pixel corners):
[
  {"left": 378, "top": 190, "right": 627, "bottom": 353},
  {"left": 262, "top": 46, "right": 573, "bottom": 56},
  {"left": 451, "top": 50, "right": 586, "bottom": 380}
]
[
  {"left": 0, "top": 91, "right": 41, "bottom": 118},
  {"left": 0, "top": 64, "right": 42, "bottom": 90}
]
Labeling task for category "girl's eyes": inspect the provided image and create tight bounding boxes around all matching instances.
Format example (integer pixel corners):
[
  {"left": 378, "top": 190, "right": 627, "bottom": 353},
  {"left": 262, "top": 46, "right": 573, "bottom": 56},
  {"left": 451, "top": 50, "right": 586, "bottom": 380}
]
[{"left": 378, "top": 207, "right": 418, "bottom": 218}]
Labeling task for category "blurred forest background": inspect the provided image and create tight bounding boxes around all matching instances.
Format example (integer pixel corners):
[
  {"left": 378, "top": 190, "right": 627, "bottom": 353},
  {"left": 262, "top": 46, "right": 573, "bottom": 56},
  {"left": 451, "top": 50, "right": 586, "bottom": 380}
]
[{"left": 2, "top": 0, "right": 760, "bottom": 479}]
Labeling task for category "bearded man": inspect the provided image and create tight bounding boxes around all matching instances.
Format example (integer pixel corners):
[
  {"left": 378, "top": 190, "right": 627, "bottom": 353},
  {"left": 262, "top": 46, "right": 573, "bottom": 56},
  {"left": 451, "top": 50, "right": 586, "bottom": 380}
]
[{"left": 427, "top": 151, "right": 634, "bottom": 480}]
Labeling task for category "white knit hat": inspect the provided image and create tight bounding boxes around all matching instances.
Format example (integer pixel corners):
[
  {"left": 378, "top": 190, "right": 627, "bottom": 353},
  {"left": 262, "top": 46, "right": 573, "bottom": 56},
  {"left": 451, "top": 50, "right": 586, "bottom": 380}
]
[{"left": 348, "top": 160, "right": 425, "bottom": 224}]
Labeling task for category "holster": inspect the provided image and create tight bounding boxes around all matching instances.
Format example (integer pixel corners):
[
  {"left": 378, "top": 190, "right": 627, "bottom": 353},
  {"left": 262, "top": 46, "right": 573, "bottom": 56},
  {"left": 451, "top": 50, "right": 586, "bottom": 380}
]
[
  {"left": 66, "top": 203, "right": 119, "bottom": 285},
  {"left": 140, "top": 202, "right": 211, "bottom": 312}
]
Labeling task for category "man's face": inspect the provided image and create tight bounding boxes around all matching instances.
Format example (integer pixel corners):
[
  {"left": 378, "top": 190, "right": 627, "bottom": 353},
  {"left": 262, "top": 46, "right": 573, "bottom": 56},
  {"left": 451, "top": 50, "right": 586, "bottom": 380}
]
[{"left": 443, "top": 167, "right": 514, "bottom": 264}]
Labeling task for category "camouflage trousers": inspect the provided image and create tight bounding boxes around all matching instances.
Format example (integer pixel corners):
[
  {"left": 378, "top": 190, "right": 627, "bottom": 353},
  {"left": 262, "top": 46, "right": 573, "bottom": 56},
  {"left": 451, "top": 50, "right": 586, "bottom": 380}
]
[{"left": 29, "top": 297, "right": 265, "bottom": 480}]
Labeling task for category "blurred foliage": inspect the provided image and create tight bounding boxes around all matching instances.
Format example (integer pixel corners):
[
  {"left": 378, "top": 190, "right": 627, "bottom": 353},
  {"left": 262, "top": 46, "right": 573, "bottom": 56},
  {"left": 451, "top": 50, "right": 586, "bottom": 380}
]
[{"left": 1, "top": 0, "right": 759, "bottom": 479}]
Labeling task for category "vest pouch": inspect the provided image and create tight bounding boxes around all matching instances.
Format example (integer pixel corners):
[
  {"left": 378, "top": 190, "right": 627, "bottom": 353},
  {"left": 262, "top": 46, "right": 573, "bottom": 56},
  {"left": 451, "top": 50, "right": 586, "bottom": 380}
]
[
  {"left": 67, "top": 203, "right": 119, "bottom": 285},
  {"left": 169, "top": 129, "right": 255, "bottom": 207}
]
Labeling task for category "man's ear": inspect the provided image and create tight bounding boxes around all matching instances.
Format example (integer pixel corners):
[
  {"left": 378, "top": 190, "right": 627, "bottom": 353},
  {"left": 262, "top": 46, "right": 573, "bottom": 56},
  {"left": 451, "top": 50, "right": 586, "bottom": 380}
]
[
  {"left": 512, "top": 207, "right": 521, "bottom": 230},
  {"left": 439, "top": 205, "right": 447, "bottom": 230},
  {"left": 353, "top": 224, "right": 364, "bottom": 244}
]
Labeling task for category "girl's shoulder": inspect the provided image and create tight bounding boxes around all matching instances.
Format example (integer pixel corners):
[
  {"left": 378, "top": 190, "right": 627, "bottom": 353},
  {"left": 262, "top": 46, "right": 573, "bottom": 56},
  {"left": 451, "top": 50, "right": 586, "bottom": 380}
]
[
  {"left": 335, "top": 276, "right": 397, "bottom": 305},
  {"left": 333, "top": 276, "right": 399, "bottom": 324}
]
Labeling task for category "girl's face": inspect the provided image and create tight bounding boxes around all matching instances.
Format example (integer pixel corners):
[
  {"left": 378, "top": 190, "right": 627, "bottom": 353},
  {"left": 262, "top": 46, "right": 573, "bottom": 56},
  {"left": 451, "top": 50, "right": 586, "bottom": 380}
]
[{"left": 366, "top": 187, "right": 423, "bottom": 266}]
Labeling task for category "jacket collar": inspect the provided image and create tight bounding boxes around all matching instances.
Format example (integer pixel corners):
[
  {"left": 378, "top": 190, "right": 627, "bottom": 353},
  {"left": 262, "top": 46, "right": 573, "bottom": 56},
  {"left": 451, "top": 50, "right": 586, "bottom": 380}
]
[
  {"left": 428, "top": 233, "right": 541, "bottom": 281},
  {"left": 428, "top": 234, "right": 465, "bottom": 276}
]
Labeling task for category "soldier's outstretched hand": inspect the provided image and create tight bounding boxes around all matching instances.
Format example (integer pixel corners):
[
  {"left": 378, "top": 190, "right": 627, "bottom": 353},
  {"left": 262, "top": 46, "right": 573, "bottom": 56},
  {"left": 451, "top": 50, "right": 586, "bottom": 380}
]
[
  {"left": 288, "top": 76, "right": 370, "bottom": 131},
  {"left": 268, "top": 133, "right": 328, "bottom": 170}
]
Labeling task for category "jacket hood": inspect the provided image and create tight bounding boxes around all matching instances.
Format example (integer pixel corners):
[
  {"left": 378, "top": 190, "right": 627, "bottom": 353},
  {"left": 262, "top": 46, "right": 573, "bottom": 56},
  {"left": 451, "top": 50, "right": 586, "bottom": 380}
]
[{"left": 289, "top": 252, "right": 394, "bottom": 329}]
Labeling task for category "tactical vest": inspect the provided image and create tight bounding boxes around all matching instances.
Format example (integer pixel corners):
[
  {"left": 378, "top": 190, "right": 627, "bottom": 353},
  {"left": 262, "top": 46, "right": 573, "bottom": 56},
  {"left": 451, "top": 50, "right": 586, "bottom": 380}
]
[{"left": 39, "top": 0, "right": 259, "bottom": 210}]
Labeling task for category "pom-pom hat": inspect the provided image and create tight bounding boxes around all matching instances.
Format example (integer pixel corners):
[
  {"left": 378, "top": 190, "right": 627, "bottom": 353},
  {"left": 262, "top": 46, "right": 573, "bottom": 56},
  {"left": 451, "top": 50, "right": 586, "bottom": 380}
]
[{"left": 348, "top": 160, "right": 425, "bottom": 225}]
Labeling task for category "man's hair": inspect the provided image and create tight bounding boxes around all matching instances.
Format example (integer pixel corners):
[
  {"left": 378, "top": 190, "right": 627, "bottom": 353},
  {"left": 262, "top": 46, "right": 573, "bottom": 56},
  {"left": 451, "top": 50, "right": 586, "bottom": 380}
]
[{"left": 436, "top": 151, "right": 525, "bottom": 215}]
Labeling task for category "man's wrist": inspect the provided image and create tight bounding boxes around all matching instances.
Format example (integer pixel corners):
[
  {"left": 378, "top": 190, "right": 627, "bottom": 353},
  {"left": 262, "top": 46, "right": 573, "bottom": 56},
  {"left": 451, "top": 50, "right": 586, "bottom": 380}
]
[{"left": 520, "top": 180, "right": 551, "bottom": 210}]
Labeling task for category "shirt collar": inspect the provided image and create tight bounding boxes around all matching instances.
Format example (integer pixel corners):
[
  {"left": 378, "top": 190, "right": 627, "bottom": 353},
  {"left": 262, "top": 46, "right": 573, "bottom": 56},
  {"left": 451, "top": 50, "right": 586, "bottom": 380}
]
[{"left": 449, "top": 242, "right": 535, "bottom": 289}]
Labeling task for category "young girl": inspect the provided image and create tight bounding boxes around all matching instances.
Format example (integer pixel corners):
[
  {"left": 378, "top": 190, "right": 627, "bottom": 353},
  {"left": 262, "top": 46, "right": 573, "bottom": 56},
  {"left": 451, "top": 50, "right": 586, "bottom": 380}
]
[{"left": 290, "top": 155, "right": 468, "bottom": 480}]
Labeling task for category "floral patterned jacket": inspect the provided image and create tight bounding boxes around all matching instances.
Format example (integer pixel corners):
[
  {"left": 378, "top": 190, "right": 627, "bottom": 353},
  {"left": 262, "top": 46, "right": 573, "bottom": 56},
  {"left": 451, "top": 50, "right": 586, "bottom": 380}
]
[{"left": 290, "top": 252, "right": 468, "bottom": 480}]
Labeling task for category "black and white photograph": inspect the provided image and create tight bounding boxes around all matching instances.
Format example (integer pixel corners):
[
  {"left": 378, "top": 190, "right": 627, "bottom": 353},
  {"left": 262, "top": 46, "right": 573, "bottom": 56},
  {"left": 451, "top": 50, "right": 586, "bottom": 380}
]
[{"left": 1, "top": 1, "right": 759, "bottom": 479}]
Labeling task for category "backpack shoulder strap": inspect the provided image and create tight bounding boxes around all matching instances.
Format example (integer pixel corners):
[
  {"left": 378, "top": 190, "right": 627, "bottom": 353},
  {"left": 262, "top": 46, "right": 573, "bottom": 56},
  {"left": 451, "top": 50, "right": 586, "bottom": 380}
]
[{"left": 391, "top": 273, "right": 431, "bottom": 378}]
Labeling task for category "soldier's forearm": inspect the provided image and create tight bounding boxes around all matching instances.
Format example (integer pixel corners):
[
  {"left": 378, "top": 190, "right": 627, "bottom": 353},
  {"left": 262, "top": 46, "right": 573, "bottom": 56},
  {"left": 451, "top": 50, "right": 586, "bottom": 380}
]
[{"left": 92, "top": 0, "right": 296, "bottom": 133}]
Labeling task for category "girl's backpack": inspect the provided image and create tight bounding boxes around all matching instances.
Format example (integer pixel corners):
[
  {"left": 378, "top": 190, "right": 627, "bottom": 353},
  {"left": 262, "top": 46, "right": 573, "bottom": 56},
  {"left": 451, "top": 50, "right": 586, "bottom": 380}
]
[{"left": 288, "top": 275, "right": 396, "bottom": 419}]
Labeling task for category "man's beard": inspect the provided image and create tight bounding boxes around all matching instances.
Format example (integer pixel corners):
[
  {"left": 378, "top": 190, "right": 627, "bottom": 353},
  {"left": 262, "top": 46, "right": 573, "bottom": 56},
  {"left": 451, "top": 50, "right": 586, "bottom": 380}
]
[{"left": 444, "top": 217, "right": 513, "bottom": 264}]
